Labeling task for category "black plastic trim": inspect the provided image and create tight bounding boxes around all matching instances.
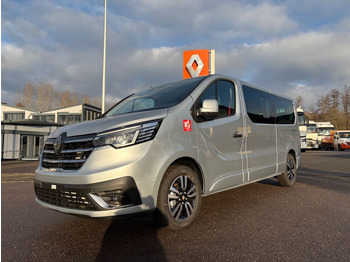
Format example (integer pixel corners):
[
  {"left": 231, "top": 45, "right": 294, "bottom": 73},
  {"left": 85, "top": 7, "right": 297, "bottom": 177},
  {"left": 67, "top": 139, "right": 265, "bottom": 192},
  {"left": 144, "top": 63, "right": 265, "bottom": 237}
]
[{"left": 34, "top": 176, "right": 142, "bottom": 210}]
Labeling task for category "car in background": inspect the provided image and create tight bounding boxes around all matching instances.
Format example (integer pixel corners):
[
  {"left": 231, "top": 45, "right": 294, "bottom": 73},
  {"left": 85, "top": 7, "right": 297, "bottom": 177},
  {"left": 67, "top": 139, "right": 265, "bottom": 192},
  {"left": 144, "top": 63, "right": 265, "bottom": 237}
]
[{"left": 334, "top": 130, "right": 350, "bottom": 151}]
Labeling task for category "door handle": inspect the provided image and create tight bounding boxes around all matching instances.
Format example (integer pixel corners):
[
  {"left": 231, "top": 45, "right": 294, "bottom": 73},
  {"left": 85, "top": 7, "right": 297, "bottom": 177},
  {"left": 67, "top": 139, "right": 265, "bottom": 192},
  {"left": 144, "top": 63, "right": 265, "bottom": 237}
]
[{"left": 233, "top": 132, "right": 243, "bottom": 138}]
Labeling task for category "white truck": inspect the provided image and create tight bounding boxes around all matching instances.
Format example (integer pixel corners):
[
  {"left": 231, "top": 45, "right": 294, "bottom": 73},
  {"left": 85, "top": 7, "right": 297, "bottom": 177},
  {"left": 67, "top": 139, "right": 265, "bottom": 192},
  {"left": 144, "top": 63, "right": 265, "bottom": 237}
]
[
  {"left": 297, "top": 107, "right": 307, "bottom": 152},
  {"left": 306, "top": 121, "right": 318, "bottom": 149}
]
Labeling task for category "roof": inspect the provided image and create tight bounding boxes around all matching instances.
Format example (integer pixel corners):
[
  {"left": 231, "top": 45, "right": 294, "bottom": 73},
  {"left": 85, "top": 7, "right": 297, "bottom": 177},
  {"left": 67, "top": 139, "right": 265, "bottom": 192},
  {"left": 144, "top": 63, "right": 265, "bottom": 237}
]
[{"left": 1, "top": 119, "right": 63, "bottom": 127}]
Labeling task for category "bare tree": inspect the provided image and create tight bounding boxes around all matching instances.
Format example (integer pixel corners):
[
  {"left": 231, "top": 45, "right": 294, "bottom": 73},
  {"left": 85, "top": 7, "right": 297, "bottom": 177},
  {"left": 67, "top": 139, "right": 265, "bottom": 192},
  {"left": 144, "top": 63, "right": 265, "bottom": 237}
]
[
  {"left": 82, "top": 95, "right": 91, "bottom": 105},
  {"left": 341, "top": 85, "right": 350, "bottom": 129},
  {"left": 23, "top": 83, "right": 36, "bottom": 109},
  {"left": 14, "top": 82, "right": 103, "bottom": 111},
  {"left": 295, "top": 96, "right": 304, "bottom": 108},
  {"left": 37, "top": 83, "right": 54, "bottom": 111},
  {"left": 60, "top": 90, "right": 72, "bottom": 108}
]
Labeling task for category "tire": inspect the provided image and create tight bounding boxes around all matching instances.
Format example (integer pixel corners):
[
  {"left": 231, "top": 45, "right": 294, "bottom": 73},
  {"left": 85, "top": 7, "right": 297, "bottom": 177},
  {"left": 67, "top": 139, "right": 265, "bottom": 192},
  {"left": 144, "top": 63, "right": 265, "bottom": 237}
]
[
  {"left": 338, "top": 145, "right": 344, "bottom": 151},
  {"left": 154, "top": 165, "right": 202, "bottom": 230},
  {"left": 277, "top": 153, "right": 297, "bottom": 187}
]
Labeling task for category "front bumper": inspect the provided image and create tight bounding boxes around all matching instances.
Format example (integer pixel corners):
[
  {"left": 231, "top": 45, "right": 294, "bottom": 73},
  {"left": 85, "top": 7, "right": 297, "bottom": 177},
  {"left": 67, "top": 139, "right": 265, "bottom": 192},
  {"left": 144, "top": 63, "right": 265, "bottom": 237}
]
[
  {"left": 34, "top": 177, "right": 144, "bottom": 216},
  {"left": 340, "top": 143, "right": 350, "bottom": 149}
]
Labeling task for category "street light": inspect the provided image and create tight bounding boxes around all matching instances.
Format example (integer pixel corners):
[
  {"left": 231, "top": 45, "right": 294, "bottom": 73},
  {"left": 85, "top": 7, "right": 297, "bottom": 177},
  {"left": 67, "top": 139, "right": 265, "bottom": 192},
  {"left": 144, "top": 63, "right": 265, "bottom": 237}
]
[{"left": 102, "top": 0, "right": 107, "bottom": 113}]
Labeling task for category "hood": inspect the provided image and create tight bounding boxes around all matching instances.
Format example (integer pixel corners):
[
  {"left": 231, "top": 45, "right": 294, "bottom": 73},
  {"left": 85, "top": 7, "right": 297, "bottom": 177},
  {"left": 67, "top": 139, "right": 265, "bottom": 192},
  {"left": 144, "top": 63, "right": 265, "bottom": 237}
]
[{"left": 49, "top": 108, "right": 168, "bottom": 138}]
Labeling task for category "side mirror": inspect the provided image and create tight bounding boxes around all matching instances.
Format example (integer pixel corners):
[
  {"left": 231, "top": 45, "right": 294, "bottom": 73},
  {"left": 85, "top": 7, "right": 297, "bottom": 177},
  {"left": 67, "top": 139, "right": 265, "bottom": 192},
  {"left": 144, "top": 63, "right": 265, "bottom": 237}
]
[{"left": 200, "top": 99, "right": 219, "bottom": 117}]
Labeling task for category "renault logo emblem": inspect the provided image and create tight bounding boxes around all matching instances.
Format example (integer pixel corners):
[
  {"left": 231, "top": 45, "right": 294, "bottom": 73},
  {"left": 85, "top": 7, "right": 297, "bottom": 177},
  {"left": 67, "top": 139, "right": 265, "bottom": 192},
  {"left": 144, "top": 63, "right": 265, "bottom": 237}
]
[
  {"left": 53, "top": 132, "right": 67, "bottom": 155},
  {"left": 186, "top": 54, "right": 204, "bottom": 78}
]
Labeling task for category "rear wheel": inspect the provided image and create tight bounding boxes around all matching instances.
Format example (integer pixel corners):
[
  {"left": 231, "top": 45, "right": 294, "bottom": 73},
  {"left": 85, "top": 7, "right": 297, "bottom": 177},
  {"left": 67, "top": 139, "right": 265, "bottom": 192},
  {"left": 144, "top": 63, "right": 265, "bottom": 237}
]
[
  {"left": 277, "top": 153, "right": 297, "bottom": 187},
  {"left": 154, "top": 165, "right": 202, "bottom": 230}
]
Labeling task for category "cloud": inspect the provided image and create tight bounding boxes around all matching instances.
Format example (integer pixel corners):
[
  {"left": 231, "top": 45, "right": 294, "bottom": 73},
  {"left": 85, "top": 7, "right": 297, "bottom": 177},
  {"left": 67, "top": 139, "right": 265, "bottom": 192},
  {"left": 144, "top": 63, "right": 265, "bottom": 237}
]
[
  {"left": 216, "top": 31, "right": 350, "bottom": 107},
  {"left": 2, "top": 0, "right": 350, "bottom": 111}
]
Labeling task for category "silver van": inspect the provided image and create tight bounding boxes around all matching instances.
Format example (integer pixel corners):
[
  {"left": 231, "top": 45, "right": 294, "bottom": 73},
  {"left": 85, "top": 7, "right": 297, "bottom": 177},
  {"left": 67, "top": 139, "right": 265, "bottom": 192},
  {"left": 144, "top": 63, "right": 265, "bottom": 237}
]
[{"left": 34, "top": 74, "right": 301, "bottom": 229}]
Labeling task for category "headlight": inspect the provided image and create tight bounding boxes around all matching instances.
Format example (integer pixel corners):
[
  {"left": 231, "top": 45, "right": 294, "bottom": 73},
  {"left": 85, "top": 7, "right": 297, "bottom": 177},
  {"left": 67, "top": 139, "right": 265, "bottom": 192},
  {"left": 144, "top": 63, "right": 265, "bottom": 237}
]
[{"left": 93, "top": 120, "right": 161, "bottom": 148}]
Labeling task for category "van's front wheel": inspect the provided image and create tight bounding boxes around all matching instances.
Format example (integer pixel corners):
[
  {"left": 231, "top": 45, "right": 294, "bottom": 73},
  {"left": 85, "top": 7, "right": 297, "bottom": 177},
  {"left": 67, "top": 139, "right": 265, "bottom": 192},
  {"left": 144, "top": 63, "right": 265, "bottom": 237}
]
[
  {"left": 155, "top": 165, "right": 202, "bottom": 230},
  {"left": 277, "top": 153, "right": 297, "bottom": 187}
]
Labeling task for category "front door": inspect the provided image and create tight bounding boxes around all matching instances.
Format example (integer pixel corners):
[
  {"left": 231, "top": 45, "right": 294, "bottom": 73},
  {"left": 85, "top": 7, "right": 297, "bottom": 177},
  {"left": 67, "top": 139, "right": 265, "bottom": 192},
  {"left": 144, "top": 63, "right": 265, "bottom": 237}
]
[
  {"left": 194, "top": 80, "right": 246, "bottom": 193},
  {"left": 21, "top": 135, "right": 44, "bottom": 160}
]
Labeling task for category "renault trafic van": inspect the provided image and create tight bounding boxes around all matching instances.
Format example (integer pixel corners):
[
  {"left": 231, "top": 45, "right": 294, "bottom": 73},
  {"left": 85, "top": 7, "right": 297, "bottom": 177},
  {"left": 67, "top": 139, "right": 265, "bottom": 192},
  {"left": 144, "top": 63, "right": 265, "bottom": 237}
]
[{"left": 34, "top": 74, "right": 301, "bottom": 230}]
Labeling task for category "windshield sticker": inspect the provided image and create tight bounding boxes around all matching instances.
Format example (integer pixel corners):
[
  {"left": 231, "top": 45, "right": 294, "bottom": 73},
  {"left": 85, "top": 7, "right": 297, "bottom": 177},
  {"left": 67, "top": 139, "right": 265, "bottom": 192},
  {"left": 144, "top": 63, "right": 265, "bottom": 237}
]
[{"left": 183, "top": 120, "right": 192, "bottom": 132}]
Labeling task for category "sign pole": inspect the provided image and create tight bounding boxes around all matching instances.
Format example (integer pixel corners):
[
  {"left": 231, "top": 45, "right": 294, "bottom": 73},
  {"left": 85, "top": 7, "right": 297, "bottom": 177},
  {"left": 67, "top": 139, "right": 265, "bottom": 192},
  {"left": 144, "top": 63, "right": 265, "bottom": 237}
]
[{"left": 210, "top": 49, "right": 215, "bottom": 75}]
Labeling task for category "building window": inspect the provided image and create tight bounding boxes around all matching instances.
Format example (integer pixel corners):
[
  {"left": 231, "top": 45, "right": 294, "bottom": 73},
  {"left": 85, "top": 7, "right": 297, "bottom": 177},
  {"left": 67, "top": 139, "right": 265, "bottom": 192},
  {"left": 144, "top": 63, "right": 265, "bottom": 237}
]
[
  {"left": 33, "top": 115, "right": 55, "bottom": 123},
  {"left": 58, "top": 114, "right": 81, "bottom": 125},
  {"left": 84, "top": 109, "right": 101, "bottom": 121},
  {"left": 4, "top": 112, "right": 25, "bottom": 121}
]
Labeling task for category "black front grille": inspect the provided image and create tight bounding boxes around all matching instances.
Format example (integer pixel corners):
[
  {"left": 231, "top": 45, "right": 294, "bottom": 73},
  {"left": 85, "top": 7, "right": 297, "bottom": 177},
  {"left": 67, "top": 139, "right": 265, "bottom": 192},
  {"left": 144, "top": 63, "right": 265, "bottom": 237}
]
[
  {"left": 35, "top": 186, "right": 96, "bottom": 210},
  {"left": 42, "top": 134, "right": 95, "bottom": 171}
]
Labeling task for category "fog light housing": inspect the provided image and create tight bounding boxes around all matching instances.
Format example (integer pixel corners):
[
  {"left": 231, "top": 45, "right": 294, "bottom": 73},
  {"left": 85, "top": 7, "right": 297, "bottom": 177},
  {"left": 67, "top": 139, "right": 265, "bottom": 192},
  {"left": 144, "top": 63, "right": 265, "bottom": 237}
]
[{"left": 89, "top": 189, "right": 131, "bottom": 209}]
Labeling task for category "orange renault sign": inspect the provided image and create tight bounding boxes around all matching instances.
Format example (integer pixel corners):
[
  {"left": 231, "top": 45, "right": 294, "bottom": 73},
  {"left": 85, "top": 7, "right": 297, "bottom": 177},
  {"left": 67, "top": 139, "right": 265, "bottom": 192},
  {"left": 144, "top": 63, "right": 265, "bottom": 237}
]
[{"left": 183, "top": 49, "right": 210, "bottom": 79}]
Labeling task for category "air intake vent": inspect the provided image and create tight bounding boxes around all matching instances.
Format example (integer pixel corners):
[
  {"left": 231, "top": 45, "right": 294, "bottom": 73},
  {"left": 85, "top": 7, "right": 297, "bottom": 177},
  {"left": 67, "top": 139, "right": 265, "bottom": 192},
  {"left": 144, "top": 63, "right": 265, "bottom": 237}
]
[{"left": 35, "top": 186, "right": 96, "bottom": 210}]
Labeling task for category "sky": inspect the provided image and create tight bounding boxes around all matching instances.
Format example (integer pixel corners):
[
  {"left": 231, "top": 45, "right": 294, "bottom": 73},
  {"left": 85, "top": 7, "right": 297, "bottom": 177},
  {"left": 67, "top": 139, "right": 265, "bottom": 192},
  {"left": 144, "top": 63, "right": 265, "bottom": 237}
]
[{"left": 2, "top": 0, "right": 350, "bottom": 110}]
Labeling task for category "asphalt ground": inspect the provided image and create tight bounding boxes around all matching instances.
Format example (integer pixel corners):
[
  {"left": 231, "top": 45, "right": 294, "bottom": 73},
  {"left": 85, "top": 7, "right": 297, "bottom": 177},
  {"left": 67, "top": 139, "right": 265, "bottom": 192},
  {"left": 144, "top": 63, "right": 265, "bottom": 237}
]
[
  {"left": 1, "top": 151, "right": 350, "bottom": 261},
  {"left": 1, "top": 160, "right": 39, "bottom": 182}
]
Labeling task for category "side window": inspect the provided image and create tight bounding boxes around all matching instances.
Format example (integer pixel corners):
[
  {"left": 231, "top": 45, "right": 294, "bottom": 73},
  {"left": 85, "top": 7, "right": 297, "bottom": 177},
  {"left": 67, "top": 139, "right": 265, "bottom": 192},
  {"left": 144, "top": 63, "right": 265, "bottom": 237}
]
[
  {"left": 217, "top": 81, "right": 235, "bottom": 117},
  {"left": 199, "top": 82, "right": 216, "bottom": 105},
  {"left": 274, "top": 97, "right": 295, "bottom": 124},
  {"left": 193, "top": 80, "right": 235, "bottom": 122},
  {"left": 243, "top": 85, "right": 274, "bottom": 124}
]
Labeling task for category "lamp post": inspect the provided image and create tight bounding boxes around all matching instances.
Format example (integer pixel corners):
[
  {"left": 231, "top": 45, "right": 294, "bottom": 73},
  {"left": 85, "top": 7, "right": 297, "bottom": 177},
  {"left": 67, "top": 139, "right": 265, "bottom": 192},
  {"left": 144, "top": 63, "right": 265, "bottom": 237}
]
[{"left": 102, "top": 0, "right": 107, "bottom": 113}]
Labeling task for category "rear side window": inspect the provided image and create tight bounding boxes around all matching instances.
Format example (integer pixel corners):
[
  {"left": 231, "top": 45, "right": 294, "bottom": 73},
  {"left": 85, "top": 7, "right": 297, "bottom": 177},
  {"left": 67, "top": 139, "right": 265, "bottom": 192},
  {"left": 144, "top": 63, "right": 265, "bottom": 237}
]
[
  {"left": 273, "top": 96, "right": 295, "bottom": 124},
  {"left": 243, "top": 85, "right": 295, "bottom": 125},
  {"left": 242, "top": 85, "right": 274, "bottom": 124}
]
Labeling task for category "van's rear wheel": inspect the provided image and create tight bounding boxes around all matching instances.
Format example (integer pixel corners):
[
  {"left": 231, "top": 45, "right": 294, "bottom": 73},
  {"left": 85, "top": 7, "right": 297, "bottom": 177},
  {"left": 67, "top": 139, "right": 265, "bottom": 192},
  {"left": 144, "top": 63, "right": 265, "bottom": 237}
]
[
  {"left": 277, "top": 153, "right": 297, "bottom": 187},
  {"left": 155, "top": 165, "right": 201, "bottom": 230}
]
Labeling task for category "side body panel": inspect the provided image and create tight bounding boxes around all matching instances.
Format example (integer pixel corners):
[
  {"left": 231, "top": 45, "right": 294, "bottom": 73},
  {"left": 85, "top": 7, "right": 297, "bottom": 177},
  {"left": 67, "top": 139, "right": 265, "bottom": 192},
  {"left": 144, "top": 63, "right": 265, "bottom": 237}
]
[
  {"left": 196, "top": 112, "right": 245, "bottom": 193},
  {"left": 185, "top": 76, "right": 246, "bottom": 193}
]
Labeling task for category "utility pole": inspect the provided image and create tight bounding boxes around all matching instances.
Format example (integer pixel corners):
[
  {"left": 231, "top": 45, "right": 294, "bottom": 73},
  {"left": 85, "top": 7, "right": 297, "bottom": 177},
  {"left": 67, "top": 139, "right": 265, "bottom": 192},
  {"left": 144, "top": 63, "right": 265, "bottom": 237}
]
[{"left": 101, "top": 0, "right": 107, "bottom": 113}]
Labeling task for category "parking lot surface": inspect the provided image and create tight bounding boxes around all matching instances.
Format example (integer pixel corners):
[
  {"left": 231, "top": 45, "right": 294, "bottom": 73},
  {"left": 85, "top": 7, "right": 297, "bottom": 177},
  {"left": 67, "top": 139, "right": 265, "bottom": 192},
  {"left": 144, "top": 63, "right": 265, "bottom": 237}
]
[{"left": 1, "top": 151, "right": 350, "bottom": 261}]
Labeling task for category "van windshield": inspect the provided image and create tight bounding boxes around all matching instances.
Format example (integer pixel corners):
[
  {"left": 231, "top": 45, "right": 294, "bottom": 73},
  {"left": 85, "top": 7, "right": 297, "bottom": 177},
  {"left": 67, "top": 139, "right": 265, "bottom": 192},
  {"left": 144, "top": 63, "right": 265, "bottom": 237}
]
[
  {"left": 339, "top": 132, "right": 350, "bottom": 138},
  {"left": 105, "top": 77, "right": 206, "bottom": 117}
]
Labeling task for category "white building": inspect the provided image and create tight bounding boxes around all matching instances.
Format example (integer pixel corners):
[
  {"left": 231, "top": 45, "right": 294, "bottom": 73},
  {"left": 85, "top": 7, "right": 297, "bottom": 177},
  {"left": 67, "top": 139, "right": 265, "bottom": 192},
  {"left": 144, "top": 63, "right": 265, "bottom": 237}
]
[{"left": 1, "top": 103, "right": 101, "bottom": 160}]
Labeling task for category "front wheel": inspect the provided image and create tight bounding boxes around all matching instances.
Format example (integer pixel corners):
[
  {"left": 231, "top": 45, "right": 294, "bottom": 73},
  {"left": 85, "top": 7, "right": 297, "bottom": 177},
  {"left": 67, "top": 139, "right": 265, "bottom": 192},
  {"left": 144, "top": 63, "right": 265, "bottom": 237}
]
[
  {"left": 277, "top": 153, "right": 297, "bottom": 187},
  {"left": 154, "top": 165, "right": 202, "bottom": 230}
]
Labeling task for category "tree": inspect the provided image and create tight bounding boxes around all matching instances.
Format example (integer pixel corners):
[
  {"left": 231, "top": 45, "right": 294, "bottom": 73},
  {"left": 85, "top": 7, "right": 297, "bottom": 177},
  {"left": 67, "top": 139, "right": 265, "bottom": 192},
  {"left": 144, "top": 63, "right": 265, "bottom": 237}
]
[
  {"left": 23, "top": 83, "right": 36, "bottom": 109},
  {"left": 295, "top": 96, "right": 304, "bottom": 108},
  {"left": 36, "top": 82, "right": 57, "bottom": 111},
  {"left": 313, "top": 87, "right": 350, "bottom": 129},
  {"left": 341, "top": 85, "right": 350, "bottom": 129},
  {"left": 14, "top": 82, "right": 109, "bottom": 112},
  {"left": 60, "top": 90, "right": 72, "bottom": 108}
]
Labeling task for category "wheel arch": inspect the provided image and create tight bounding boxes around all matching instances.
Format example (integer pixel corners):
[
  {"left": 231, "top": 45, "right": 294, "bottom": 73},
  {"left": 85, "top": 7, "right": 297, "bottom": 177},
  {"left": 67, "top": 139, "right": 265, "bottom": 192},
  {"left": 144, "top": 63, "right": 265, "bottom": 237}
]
[
  {"left": 288, "top": 149, "right": 296, "bottom": 160},
  {"left": 168, "top": 157, "right": 204, "bottom": 194}
]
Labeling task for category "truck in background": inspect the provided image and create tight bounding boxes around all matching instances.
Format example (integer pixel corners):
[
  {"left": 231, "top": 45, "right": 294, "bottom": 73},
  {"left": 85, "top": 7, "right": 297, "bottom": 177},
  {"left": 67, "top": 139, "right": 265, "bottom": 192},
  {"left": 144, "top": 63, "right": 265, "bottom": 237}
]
[
  {"left": 334, "top": 130, "right": 350, "bottom": 151},
  {"left": 321, "top": 130, "right": 335, "bottom": 150},
  {"left": 316, "top": 122, "right": 335, "bottom": 148},
  {"left": 297, "top": 107, "right": 307, "bottom": 152},
  {"left": 307, "top": 121, "right": 318, "bottom": 149}
]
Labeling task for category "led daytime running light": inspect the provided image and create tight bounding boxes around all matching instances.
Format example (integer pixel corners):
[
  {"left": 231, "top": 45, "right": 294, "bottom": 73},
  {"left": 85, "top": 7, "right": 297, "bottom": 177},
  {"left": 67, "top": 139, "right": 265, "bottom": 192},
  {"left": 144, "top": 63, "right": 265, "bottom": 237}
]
[{"left": 93, "top": 120, "right": 161, "bottom": 148}]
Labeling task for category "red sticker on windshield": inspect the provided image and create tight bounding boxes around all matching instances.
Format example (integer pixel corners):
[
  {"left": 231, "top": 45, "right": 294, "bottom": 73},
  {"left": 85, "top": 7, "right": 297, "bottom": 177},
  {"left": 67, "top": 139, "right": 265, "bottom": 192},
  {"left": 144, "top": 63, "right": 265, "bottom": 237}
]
[{"left": 183, "top": 120, "right": 192, "bottom": 132}]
